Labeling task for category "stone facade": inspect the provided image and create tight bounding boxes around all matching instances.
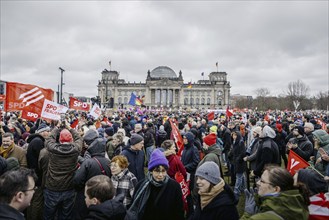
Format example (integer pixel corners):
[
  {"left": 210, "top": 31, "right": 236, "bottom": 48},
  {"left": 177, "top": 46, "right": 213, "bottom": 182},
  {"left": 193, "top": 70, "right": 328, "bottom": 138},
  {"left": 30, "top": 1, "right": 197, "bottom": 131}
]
[{"left": 97, "top": 66, "right": 231, "bottom": 109}]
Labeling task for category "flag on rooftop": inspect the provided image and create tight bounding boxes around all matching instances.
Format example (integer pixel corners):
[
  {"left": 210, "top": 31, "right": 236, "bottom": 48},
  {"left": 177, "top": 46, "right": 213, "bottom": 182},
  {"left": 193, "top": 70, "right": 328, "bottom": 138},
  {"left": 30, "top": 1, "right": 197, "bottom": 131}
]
[{"left": 187, "top": 82, "right": 192, "bottom": 89}]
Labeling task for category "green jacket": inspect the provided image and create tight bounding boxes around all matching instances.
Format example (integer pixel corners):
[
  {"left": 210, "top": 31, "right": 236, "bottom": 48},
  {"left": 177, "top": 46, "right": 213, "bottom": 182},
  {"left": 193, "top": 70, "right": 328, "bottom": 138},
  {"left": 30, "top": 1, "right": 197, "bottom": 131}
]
[
  {"left": 240, "top": 190, "right": 309, "bottom": 220},
  {"left": 198, "top": 144, "right": 221, "bottom": 168},
  {"left": 312, "top": 130, "right": 329, "bottom": 174}
]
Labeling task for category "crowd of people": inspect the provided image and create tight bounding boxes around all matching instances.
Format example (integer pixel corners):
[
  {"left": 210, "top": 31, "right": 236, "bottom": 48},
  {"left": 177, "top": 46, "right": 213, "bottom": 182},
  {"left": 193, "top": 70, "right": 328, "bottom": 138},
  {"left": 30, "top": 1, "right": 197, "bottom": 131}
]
[{"left": 0, "top": 108, "right": 329, "bottom": 220}]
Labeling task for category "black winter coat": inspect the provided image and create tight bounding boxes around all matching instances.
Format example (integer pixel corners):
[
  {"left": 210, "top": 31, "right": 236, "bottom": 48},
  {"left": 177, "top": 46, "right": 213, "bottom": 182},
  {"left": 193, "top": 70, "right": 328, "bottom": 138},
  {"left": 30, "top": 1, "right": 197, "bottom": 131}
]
[
  {"left": 232, "top": 132, "right": 247, "bottom": 174},
  {"left": 26, "top": 133, "right": 45, "bottom": 186},
  {"left": 190, "top": 185, "right": 239, "bottom": 220},
  {"left": 85, "top": 199, "right": 126, "bottom": 220},
  {"left": 143, "top": 127, "right": 155, "bottom": 148},
  {"left": 254, "top": 137, "right": 280, "bottom": 177},
  {"left": 0, "top": 203, "right": 25, "bottom": 220},
  {"left": 134, "top": 177, "right": 185, "bottom": 220},
  {"left": 121, "top": 147, "right": 145, "bottom": 181},
  {"left": 221, "top": 127, "right": 232, "bottom": 153},
  {"left": 292, "top": 135, "right": 313, "bottom": 161},
  {"left": 73, "top": 156, "right": 111, "bottom": 190}
]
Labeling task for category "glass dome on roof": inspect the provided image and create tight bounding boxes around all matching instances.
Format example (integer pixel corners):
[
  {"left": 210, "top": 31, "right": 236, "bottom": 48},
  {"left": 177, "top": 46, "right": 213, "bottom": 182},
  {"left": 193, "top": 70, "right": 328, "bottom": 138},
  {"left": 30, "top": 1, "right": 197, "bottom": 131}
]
[{"left": 150, "top": 66, "right": 177, "bottom": 78}]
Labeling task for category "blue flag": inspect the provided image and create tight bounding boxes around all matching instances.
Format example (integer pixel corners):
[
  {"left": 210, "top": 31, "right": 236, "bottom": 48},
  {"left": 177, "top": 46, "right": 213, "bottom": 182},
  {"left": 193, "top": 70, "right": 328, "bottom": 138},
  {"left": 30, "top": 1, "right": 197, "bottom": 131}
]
[{"left": 128, "top": 92, "right": 137, "bottom": 106}]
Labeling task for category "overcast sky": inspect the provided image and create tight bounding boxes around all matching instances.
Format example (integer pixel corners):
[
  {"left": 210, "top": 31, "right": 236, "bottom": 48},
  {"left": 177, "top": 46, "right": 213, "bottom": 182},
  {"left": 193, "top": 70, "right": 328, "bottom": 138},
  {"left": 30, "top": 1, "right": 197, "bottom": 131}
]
[{"left": 1, "top": 1, "right": 328, "bottom": 98}]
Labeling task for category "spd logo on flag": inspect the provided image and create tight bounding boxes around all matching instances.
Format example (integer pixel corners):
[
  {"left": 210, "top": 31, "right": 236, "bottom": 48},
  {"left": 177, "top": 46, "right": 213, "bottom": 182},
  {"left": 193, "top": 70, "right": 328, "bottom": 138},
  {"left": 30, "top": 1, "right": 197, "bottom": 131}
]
[
  {"left": 5, "top": 82, "right": 54, "bottom": 112},
  {"left": 69, "top": 97, "right": 90, "bottom": 111},
  {"left": 41, "top": 99, "right": 68, "bottom": 121},
  {"left": 90, "top": 103, "right": 101, "bottom": 120}
]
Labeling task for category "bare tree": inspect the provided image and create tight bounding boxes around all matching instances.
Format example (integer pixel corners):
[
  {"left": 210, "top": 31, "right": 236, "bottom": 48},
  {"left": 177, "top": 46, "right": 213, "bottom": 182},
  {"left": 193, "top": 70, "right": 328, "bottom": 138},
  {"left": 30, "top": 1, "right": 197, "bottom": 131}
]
[
  {"left": 285, "top": 80, "right": 310, "bottom": 110},
  {"left": 254, "top": 88, "right": 270, "bottom": 110},
  {"left": 254, "top": 88, "right": 270, "bottom": 98},
  {"left": 286, "top": 79, "right": 309, "bottom": 98},
  {"left": 316, "top": 90, "right": 329, "bottom": 110}
]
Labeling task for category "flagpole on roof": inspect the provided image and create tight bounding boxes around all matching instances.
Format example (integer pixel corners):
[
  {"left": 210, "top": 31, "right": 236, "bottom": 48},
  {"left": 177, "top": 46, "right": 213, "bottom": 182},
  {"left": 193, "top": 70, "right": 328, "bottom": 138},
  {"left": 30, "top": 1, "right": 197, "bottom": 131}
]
[
  {"left": 216, "top": 62, "right": 218, "bottom": 72},
  {"left": 109, "top": 60, "right": 111, "bottom": 71}
]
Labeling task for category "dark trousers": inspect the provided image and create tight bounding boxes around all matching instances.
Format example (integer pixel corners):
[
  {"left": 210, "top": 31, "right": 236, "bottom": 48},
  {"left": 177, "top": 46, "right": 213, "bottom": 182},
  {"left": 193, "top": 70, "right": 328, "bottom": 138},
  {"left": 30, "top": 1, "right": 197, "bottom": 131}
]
[{"left": 43, "top": 188, "right": 76, "bottom": 220}]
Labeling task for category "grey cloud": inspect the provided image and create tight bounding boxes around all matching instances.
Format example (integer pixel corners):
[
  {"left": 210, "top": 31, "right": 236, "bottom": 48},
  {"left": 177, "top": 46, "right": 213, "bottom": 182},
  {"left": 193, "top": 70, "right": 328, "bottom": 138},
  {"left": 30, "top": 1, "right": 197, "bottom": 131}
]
[{"left": 1, "top": 1, "right": 327, "bottom": 98}]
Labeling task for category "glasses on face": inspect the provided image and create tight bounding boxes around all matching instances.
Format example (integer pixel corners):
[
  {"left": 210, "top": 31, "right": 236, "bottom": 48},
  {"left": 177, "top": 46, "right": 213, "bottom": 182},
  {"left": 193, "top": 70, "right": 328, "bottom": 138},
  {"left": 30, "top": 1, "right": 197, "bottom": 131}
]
[
  {"left": 259, "top": 179, "right": 274, "bottom": 186},
  {"left": 23, "top": 186, "right": 38, "bottom": 192}
]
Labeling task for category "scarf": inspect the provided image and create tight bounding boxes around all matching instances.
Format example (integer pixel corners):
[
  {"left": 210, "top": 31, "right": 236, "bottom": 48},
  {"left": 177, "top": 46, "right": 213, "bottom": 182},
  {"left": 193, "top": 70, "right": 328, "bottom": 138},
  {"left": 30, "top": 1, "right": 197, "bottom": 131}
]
[
  {"left": 0, "top": 143, "right": 15, "bottom": 159},
  {"left": 199, "top": 178, "right": 225, "bottom": 210},
  {"left": 128, "top": 172, "right": 169, "bottom": 219}
]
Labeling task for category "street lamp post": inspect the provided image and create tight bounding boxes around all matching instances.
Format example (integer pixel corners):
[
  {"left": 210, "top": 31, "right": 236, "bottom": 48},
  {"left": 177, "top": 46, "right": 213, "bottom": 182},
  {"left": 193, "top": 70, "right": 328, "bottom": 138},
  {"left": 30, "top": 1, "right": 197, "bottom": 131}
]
[{"left": 59, "top": 67, "right": 65, "bottom": 104}]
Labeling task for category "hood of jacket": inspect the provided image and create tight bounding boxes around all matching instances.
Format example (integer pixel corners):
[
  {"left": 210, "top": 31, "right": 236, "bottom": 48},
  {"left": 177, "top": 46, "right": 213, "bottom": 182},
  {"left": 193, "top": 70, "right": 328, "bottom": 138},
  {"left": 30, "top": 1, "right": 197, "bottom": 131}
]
[
  {"left": 83, "top": 129, "right": 99, "bottom": 145},
  {"left": 183, "top": 132, "right": 195, "bottom": 148},
  {"left": 232, "top": 131, "right": 243, "bottom": 145},
  {"left": 157, "top": 129, "right": 167, "bottom": 138},
  {"left": 87, "top": 138, "right": 106, "bottom": 157},
  {"left": 258, "top": 189, "right": 308, "bottom": 220},
  {"left": 26, "top": 133, "right": 45, "bottom": 143},
  {"left": 204, "top": 144, "right": 221, "bottom": 156},
  {"left": 312, "top": 129, "right": 329, "bottom": 146},
  {"left": 261, "top": 126, "right": 276, "bottom": 139}
]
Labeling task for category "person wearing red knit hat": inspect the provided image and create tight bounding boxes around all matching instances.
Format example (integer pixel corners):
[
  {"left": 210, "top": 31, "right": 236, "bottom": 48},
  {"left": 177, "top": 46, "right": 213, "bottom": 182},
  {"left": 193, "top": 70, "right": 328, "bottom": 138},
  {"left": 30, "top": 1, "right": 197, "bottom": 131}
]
[
  {"left": 59, "top": 129, "right": 73, "bottom": 143},
  {"left": 43, "top": 122, "right": 83, "bottom": 220}
]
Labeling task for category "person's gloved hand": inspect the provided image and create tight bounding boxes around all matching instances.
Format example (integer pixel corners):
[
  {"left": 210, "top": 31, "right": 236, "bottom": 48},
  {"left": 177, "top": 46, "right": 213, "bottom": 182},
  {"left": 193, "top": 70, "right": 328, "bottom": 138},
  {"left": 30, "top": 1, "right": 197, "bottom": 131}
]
[{"left": 244, "top": 187, "right": 258, "bottom": 215}]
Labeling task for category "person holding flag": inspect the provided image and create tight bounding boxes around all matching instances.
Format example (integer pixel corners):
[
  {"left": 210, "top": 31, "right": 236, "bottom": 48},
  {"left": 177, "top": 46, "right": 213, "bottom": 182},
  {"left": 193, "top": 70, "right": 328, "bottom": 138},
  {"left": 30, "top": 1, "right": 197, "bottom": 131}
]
[{"left": 287, "top": 126, "right": 313, "bottom": 162}]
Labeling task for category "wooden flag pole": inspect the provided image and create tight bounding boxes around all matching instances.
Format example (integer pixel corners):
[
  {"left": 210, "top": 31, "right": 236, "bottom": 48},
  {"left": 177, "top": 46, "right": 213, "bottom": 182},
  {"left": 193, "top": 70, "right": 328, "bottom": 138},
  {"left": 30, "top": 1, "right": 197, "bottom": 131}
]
[{"left": 308, "top": 164, "right": 325, "bottom": 178}]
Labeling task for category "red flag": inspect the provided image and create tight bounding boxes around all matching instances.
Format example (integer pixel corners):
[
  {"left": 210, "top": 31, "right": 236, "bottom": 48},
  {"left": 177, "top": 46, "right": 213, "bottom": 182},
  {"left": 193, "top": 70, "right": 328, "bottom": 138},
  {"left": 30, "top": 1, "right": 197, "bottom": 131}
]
[
  {"left": 69, "top": 97, "right": 90, "bottom": 111},
  {"left": 5, "top": 82, "right": 53, "bottom": 112},
  {"left": 286, "top": 150, "right": 309, "bottom": 175},
  {"left": 21, "top": 110, "right": 40, "bottom": 122},
  {"left": 71, "top": 119, "right": 79, "bottom": 129},
  {"left": 207, "top": 111, "right": 215, "bottom": 121},
  {"left": 226, "top": 106, "right": 233, "bottom": 118},
  {"left": 169, "top": 119, "right": 184, "bottom": 157}
]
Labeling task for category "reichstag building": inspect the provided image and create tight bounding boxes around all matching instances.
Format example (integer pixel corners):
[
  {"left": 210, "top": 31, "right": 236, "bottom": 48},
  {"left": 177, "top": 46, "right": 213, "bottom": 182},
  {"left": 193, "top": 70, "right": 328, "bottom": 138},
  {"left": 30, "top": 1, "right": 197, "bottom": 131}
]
[{"left": 97, "top": 66, "right": 231, "bottom": 109}]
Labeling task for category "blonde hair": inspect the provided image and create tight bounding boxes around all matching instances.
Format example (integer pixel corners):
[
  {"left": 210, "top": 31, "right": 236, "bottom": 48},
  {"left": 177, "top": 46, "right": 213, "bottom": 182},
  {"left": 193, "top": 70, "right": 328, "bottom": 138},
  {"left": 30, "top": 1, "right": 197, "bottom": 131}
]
[{"left": 111, "top": 155, "right": 129, "bottom": 169}]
